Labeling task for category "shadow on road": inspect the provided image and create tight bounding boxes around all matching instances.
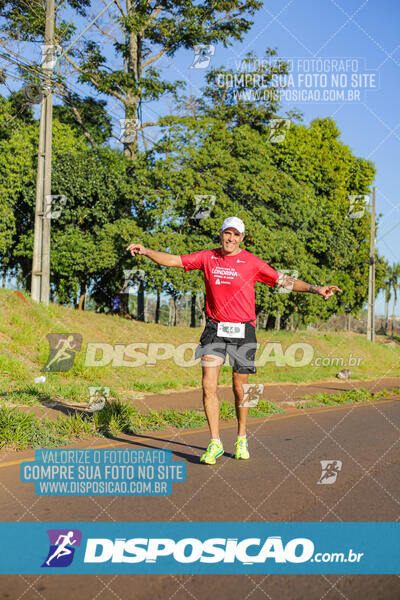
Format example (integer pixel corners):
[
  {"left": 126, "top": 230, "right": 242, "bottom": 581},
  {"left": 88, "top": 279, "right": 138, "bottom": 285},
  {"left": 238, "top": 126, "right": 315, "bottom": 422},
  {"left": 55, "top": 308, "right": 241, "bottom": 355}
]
[{"left": 103, "top": 432, "right": 236, "bottom": 463}]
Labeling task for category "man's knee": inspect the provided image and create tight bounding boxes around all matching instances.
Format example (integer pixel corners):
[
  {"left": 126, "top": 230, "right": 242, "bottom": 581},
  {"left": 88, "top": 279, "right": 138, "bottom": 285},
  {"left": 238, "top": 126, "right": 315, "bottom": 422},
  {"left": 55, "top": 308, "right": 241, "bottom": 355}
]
[
  {"left": 202, "top": 379, "right": 218, "bottom": 400},
  {"left": 202, "top": 357, "right": 222, "bottom": 397}
]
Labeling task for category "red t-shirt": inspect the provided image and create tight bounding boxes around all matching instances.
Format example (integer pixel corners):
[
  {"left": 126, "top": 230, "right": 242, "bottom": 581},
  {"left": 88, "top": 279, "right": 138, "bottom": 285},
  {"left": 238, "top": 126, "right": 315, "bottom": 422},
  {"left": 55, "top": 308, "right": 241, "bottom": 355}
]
[{"left": 180, "top": 248, "right": 279, "bottom": 326}]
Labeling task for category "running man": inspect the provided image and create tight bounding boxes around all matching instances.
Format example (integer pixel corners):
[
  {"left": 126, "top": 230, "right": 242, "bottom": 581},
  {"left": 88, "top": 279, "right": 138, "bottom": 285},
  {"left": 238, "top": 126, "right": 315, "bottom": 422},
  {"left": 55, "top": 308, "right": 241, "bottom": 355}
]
[
  {"left": 42, "top": 335, "right": 77, "bottom": 372},
  {"left": 126, "top": 216, "right": 342, "bottom": 464},
  {"left": 46, "top": 531, "right": 77, "bottom": 566}
]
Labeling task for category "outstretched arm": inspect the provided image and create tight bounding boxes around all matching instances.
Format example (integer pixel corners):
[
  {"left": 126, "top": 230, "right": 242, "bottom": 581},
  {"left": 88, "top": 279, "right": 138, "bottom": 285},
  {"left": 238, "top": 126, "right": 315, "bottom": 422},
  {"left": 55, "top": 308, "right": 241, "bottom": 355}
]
[
  {"left": 276, "top": 272, "right": 342, "bottom": 300},
  {"left": 126, "top": 243, "right": 183, "bottom": 268}
]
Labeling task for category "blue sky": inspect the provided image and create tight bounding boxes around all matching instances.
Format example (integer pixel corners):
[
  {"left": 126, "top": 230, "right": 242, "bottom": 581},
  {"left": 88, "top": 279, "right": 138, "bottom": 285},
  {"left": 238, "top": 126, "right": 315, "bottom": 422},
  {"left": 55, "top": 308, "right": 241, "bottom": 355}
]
[{"left": 3, "top": 0, "right": 399, "bottom": 315}]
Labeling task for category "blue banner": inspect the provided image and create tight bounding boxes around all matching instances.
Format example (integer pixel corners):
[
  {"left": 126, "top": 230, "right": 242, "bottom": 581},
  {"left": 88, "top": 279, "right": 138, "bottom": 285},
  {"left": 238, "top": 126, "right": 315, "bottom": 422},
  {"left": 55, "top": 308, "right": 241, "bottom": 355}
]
[{"left": 0, "top": 522, "right": 398, "bottom": 574}]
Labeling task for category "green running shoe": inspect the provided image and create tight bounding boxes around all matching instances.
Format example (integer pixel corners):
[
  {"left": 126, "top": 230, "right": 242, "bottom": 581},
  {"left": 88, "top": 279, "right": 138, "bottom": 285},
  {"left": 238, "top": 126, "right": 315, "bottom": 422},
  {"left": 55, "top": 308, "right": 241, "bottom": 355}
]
[
  {"left": 235, "top": 437, "right": 250, "bottom": 460},
  {"left": 200, "top": 440, "right": 224, "bottom": 465}
]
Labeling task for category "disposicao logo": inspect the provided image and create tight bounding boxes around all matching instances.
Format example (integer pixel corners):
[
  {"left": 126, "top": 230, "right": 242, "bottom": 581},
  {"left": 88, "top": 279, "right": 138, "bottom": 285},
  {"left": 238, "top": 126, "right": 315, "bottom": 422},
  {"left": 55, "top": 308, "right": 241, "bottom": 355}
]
[
  {"left": 42, "top": 529, "right": 82, "bottom": 568},
  {"left": 83, "top": 536, "right": 314, "bottom": 564}
]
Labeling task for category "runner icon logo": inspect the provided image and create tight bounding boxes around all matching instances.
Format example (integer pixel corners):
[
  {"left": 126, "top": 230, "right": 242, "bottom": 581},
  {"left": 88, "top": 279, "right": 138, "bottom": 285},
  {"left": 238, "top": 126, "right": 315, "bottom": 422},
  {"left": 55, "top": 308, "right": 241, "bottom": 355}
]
[
  {"left": 42, "top": 529, "right": 82, "bottom": 568},
  {"left": 240, "top": 383, "right": 264, "bottom": 407},
  {"left": 317, "top": 460, "right": 342, "bottom": 485},
  {"left": 44, "top": 194, "right": 67, "bottom": 219},
  {"left": 119, "top": 118, "right": 141, "bottom": 143},
  {"left": 191, "top": 195, "right": 216, "bottom": 220},
  {"left": 87, "top": 386, "right": 110, "bottom": 412},
  {"left": 42, "top": 333, "right": 82, "bottom": 372},
  {"left": 189, "top": 44, "right": 215, "bottom": 69},
  {"left": 347, "top": 195, "right": 369, "bottom": 219}
]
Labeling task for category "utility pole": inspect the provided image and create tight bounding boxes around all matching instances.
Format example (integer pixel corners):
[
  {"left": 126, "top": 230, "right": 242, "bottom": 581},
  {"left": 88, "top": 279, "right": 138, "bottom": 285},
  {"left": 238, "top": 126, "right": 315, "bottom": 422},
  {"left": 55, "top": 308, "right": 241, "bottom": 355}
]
[
  {"left": 367, "top": 187, "right": 376, "bottom": 342},
  {"left": 31, "top": 0, "right": 54, "bottom": 305},
  {"left": 30, "top": 0, "right": 116, "bottom": 305}
]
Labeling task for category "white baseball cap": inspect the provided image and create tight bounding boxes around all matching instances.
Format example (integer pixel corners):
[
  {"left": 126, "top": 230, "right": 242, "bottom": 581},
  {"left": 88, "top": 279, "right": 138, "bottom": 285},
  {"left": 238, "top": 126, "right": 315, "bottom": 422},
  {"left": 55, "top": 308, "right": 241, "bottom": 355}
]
[{"left": 220, "top": 216, "right": 245, "bottom": 234}]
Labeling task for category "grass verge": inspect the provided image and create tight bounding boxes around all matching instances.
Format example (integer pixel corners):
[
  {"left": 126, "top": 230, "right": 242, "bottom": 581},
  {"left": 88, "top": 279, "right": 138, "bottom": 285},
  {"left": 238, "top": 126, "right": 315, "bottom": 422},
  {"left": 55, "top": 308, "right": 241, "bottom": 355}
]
[
  {"left": 0, "top": 398, "right": 284, "bottom": 450},
  {"left": 1, "top": 288, "right": 400, "bottom": 397},
  {"left": 296, "top": 387, "right": 400, "bottom": 409},
  {"left": 2, "top": 388, "right": 398, "bottom": 451},
  {"left": 0, "top": 407, "right": 97, "bottom": 451}
]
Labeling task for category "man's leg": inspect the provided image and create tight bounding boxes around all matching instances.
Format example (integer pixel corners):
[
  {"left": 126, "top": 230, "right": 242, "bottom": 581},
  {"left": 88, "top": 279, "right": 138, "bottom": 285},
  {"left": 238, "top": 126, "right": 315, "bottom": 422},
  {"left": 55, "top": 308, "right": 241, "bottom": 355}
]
[
  {"left": 232, "top": 372, "right": 249, "bottom": 436},
  {"left": 199, "top": 356, "right": 225, "bottom": 464},
  {"left": 201, "top": 356, "right": 223, "bottom": 439}
]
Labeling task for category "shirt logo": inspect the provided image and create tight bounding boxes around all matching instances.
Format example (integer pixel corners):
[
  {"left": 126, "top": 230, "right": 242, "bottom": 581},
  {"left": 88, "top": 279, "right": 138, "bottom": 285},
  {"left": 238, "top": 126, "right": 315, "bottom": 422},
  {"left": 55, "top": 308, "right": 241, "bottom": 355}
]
[
  {"left": 215, "top": 278, "right": 221, "bottom": 285},
  {"left": 211, "top": 256, "right": 219, "bottom": 260},
  {"left": 236, "top": 259, "right": 246, "bottom": 263}
]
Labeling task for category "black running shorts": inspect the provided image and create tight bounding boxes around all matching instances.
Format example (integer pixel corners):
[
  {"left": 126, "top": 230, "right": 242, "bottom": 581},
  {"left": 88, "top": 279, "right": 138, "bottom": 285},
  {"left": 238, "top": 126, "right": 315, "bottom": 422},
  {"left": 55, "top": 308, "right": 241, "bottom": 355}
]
[{"left": 195, "top": 319, "right": 258, "bottom": 374}]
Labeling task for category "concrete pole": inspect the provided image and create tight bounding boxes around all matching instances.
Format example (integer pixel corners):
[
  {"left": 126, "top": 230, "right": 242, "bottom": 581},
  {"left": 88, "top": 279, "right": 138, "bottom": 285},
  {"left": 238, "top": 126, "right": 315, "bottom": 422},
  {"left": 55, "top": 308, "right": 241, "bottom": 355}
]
[{"left": 31, "top": 0, "right": 54, "bottom": 305}]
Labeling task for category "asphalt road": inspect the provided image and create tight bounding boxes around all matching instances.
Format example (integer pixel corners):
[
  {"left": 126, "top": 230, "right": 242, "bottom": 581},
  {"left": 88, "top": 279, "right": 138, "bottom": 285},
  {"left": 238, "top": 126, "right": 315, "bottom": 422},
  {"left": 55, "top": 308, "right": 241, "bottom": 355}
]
[{"left": 0, "top": 399, "right": 399, "bottom": 599}]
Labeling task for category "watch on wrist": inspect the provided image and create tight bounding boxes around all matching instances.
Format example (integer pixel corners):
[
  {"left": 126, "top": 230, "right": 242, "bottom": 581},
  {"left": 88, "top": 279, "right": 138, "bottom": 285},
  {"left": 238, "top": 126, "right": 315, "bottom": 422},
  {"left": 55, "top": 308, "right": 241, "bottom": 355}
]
[{"left": 309, "top": 284, "right": 316, "bottom": 293}]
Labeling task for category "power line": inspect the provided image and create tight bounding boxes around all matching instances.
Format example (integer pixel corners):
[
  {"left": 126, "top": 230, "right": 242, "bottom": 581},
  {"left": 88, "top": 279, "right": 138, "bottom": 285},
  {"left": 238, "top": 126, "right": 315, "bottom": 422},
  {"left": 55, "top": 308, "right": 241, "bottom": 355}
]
[
  {"left": 377, "top": 220, "right": 400, "bottom": 243},
  {"left": 58, "top": 0, "right": 116, "bottom": 61}
]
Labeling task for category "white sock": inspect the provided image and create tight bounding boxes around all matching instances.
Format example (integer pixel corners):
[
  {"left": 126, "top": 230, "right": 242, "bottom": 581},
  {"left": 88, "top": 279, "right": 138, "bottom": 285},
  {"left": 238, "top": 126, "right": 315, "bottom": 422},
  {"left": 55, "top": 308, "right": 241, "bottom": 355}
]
[
  {"left": 211, "top": 438, "right": 221, "bottom": 444},
  {"left": 237, "top": 435, "right": 246, "bottom": 439}
]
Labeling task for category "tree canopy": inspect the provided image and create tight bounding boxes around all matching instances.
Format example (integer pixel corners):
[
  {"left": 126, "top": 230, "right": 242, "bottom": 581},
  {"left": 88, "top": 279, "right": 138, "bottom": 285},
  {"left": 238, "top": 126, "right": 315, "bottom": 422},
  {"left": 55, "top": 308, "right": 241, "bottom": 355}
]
[{"left": 0, "top": 0, "right": 386, "bottom": 327}]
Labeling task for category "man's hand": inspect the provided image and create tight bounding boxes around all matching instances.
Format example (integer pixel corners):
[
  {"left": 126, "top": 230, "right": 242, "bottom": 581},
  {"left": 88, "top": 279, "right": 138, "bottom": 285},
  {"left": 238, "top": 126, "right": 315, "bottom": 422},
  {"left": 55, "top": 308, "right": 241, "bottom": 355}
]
[
  {"left": 126, "top": 243, "right": 147, "bottom": 257},
  {"left": 315, "top": 285, "right": 343, "bottom": 300}
]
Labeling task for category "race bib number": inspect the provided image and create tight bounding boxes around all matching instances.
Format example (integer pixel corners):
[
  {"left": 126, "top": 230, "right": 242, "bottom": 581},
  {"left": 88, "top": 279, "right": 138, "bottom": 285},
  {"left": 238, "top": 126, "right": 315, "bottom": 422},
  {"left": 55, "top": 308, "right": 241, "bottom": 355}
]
[{"left": 217, "top": 322, "right": 245, "bottom": 339}]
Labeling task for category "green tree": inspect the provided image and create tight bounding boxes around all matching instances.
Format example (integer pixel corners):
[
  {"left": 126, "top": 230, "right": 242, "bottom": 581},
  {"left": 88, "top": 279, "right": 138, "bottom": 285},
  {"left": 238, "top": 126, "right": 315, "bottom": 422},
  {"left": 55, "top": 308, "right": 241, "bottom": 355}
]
[
  {"left": 143, "top": 113, "right": 381, "bottom": 327},
  {"left": 389, "top": 263, "right": 400, "bottom": 335},
  {"left": 265, "top": 117, "right": 379, "bottom": 320},
  {"left": 384, "top": 265, "right": 393, "bottom": 334},
  {"left": 53, "top": 94, "right": 112, "bottom": 146},
  {"left": 0, "top": 100, "right": 142, "bottom": 307},
  {"left": 0, "top": 94, "right": 37, "bottom": 269},
  {"left": 1, "top": 0, "right": 264, "bottom": 158},
  {"left": 49, "top": 146, "right": 143, "bottom": 308},
  {"left": 136, "top": 116, "right": 316, "bottom": 324},
  {"left": 0, "top": 106, "right": 85, "bottom": 287}
]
